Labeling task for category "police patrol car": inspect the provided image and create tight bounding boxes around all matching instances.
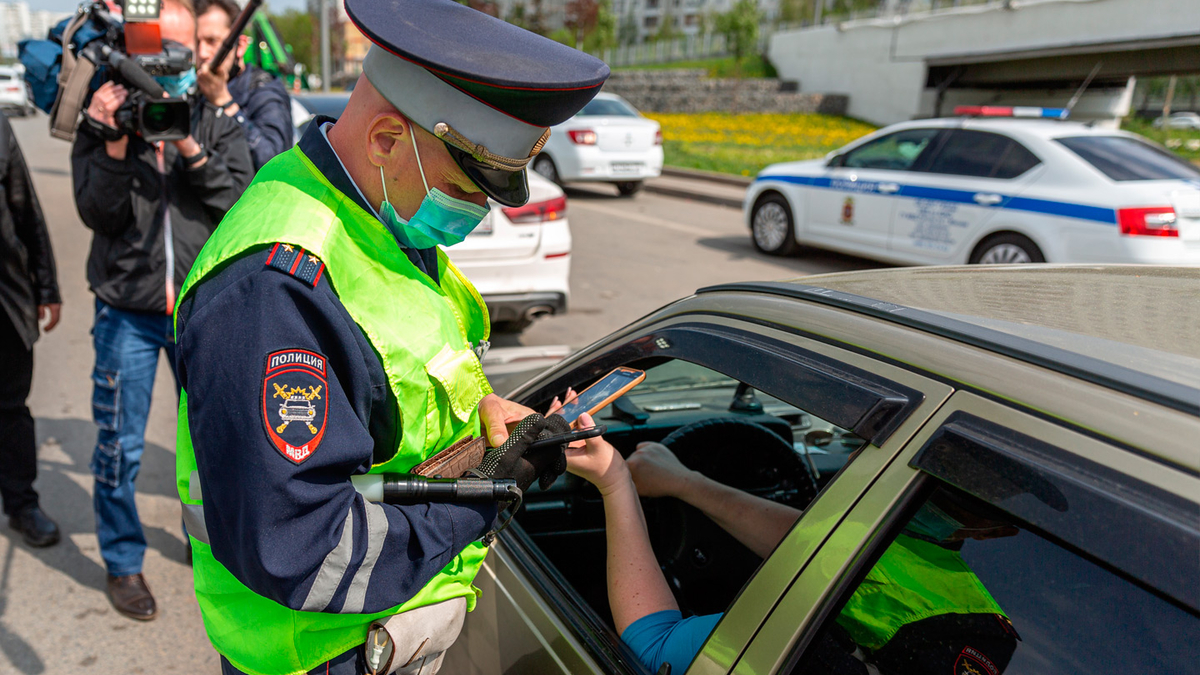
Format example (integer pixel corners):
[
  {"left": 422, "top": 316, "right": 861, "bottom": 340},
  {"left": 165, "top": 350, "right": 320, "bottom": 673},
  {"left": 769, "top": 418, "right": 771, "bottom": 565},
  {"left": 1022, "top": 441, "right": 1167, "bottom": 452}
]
[{"left": 746, "top": 107, "right": 1200, "bottom": 265}]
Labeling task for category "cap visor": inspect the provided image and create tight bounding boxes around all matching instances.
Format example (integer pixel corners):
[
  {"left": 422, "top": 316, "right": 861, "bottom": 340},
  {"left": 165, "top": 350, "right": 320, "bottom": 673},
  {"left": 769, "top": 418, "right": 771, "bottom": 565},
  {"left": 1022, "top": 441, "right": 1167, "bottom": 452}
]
[{"left": 445, "top": 142, "right": 529, "bottom": 208}]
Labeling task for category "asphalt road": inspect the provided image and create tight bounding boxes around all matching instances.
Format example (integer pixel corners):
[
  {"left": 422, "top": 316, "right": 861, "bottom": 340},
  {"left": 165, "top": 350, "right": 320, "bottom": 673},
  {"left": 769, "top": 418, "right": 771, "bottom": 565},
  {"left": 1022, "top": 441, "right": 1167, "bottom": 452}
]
[{"left": 4, "top": 111, "right": 878, "bottom": 673}]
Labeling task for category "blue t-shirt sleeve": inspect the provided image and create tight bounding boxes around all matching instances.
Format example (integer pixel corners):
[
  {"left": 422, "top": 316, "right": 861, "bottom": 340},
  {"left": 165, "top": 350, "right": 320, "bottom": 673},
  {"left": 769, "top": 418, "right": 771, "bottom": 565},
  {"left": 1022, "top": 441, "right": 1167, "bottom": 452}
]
[{"left": 621, "top": 610, "right": 723, "bottom": 674}]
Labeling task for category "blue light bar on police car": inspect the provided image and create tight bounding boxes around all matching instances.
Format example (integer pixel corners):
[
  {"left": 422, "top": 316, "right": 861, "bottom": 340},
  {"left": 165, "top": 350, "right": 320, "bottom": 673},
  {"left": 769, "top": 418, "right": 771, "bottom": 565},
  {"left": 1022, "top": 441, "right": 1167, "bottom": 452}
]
[{"left": 954, "top": 105, "right": 1070, "bottom": 120}]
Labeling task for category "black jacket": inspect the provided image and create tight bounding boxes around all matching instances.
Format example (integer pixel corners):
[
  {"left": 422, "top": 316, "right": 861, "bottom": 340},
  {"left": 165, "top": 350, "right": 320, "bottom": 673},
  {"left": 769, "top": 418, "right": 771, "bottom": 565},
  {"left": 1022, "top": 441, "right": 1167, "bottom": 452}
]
[
  {"left": 225, "top": 66, "right": 294, "bottom": 171},
  {"left": 0, "top": 112, "right": 59, "bottom": 350},
  {"left": 71, "top": 99, "right": 254, "bottom": 314}
]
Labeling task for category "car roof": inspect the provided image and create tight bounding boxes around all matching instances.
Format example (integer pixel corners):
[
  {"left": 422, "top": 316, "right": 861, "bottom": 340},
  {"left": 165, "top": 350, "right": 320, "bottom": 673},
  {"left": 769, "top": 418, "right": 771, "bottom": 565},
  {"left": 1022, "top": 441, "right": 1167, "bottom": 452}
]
[
  {"left": 700, "top": 265, "right": 1200, "bottom": 416},
  {"left": 881, "top": 117, "right": 1134, "bottom": 142}
]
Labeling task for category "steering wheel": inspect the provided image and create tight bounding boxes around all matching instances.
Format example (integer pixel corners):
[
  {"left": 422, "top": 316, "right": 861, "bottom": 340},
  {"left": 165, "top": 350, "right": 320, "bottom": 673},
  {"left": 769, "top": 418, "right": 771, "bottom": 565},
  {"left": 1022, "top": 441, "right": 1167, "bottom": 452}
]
[{"left": 651, "top": 418, "right": 819, "bottom": 617}]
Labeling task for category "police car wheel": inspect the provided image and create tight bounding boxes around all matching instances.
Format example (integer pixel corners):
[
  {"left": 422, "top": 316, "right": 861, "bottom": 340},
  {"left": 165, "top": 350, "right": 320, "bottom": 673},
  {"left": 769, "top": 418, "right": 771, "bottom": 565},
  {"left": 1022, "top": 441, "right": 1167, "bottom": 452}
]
[
  {"left": 970, "top": 233, "right": 1044, "bottom": 265},
  {"left": 532, "top": 155, "right": 561, "bottom": 185},
  {"left": 751, "top": 194, "right": 798, "bottom": 256}
]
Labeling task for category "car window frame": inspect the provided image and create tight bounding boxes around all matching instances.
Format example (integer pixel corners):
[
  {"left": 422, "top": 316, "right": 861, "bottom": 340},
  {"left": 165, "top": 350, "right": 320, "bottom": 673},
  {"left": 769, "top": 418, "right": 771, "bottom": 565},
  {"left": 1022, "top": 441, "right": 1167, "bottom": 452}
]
[
  {"left": 498, "top": 314, "right": 954, "bottom": 675},
  {"left": 733, "top": 391, "right": 1200, "bottom": 675},
  {"left": 833, "top": 128, "right": 945, "bottom": 172}
]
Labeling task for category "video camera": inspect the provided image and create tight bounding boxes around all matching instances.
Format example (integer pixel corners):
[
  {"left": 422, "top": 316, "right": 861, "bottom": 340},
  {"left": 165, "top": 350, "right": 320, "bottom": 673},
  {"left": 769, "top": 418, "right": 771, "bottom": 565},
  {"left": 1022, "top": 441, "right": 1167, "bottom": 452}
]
[{"left": 79, "top": 0, "right": 194, "bottom": 142}]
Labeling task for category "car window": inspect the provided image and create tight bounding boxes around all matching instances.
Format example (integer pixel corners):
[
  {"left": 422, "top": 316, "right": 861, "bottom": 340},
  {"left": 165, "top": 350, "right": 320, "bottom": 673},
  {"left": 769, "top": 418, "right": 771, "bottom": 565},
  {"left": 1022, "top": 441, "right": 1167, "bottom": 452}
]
[
  {"left": 842, "top": 129, "right": 941, "bottom": 172},
  {"left": 1056, "top": 135, "right": 1200, "bottom": 181},
  {"left": 578, "top": 98, "right": 639, "bottom": 117},
  {"left": 923, "top": 129, "right": 1038, "bottom": 179},
  {"left": 519, "top": 357, "right": 866, "bottom": 622},
  {"left": 789, "top": 483, "right": 1199, "bottom": 675}
]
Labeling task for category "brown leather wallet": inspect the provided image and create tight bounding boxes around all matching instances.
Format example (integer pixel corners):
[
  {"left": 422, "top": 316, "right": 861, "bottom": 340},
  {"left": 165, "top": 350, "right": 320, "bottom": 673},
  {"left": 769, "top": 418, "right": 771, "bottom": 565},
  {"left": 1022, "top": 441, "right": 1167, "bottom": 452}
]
[{"left": 411, "top": 436, "right": 487, "bottom": 478}]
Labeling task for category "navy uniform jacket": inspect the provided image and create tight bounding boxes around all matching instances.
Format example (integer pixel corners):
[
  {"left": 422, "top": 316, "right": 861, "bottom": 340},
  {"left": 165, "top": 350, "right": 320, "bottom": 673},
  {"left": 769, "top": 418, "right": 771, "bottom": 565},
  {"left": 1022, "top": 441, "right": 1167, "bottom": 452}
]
[
  {"left": 175, "top": 119, "right": 495, "bottom": 628},
  {"left": 225, "top": 66, "right": 294, "bottom": 171}
]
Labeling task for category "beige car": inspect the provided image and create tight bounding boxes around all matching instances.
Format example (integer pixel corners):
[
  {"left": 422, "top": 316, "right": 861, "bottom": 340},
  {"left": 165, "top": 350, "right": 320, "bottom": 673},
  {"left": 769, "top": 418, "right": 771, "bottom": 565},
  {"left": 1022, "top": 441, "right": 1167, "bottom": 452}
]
[{"left": 447, "top": 265, "right": 1199, "bottom": 675}]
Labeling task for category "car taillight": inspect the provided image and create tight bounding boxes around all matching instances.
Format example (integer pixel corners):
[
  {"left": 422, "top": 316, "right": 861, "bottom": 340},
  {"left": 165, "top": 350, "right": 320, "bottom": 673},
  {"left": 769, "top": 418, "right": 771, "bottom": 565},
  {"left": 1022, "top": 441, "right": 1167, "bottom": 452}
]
[
  {"left": 567, "top": 129, "right": 597, "bottom": 145},
  {"left": 654, "top": 129, "right": 663, "bottom": 145},
  {"left": 502, "top": 195, "right": 567, "bottom": 225},
  {"left": 1117, "top": 206, "right": 1178, "bottom": 237}
]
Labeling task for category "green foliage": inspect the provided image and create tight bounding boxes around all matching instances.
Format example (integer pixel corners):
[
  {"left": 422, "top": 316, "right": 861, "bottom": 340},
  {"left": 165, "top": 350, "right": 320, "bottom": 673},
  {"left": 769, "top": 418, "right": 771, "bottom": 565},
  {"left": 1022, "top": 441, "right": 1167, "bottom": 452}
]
[
  {"left": 270, "top": 10, "right": 314, "bottom": 74},
  {"left": 714, "top": 0, "right": 762, "bottom": 62},
  {"left": 548, "top": 27, "right": 577, "bottom": 47},
  {"left": 615, "top": 54, "right": 776, "bottom": 79},
  {"left": 617, "top": 8, "right": 639, "bottom": 45},
  {"left": 582, "top": 0, "right": 618, "bottom": 53}
]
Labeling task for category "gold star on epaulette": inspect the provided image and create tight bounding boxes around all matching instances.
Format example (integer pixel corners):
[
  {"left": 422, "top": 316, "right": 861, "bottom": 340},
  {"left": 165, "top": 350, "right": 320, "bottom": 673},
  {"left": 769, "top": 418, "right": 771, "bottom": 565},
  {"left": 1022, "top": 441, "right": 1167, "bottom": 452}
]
[{"left": 282, "top": 244, "right": 294, "bottom": 252}]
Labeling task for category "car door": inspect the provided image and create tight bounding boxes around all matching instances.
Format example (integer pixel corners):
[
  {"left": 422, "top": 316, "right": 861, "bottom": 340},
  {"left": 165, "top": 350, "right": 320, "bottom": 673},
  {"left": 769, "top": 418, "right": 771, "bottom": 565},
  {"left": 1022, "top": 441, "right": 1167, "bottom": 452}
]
[
  {"left": 726, "top": 391, "right": 1199, "bottom": 675},
  {"left": 446, "top": 313, "right": 953, "bottom": 674},
  {"left": 806, "top": 128, "right": 942, "bottom": 256},
  {"left": 889, "top": 130, "right": 1043, "bottom": 262}
]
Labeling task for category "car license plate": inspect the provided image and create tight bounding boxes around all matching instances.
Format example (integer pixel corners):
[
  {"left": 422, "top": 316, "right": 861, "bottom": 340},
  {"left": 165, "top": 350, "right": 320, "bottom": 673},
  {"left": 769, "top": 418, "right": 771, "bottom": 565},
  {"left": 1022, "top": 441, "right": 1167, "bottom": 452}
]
[{"left": 612, "top": 162, "right": 643, "bottom": 175}]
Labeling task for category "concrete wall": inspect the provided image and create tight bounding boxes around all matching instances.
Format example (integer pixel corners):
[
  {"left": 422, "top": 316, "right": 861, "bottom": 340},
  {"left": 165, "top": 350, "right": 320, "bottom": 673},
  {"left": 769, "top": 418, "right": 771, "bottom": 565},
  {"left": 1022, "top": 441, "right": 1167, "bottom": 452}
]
[
  {"left": 603, "top": 70, "right": 849, "bottom": 114},
  {"left": 768, "top": 0, "right": 1200, "bottom": 126}
]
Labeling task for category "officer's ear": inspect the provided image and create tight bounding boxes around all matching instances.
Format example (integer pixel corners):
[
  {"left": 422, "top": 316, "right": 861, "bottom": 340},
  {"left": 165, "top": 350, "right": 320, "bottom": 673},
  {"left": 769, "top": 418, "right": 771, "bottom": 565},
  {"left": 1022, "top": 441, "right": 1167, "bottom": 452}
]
[{"left": 366, "top": 113, "right": 411, "bottom": 167}]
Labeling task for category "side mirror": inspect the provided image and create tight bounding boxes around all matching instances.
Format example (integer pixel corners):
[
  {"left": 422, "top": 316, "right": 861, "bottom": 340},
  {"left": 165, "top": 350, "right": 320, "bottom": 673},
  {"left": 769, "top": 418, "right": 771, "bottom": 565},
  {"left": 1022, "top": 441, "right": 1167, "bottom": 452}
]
[{"left": 826, "top": 153, "right": 845, "bottom": 168}]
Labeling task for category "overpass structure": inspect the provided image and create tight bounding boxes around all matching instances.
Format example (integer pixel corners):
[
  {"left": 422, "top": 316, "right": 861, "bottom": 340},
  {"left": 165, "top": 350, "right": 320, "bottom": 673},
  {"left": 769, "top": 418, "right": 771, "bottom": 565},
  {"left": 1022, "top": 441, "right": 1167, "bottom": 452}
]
[{"left": 768, "top": 0, "right": 1200, "bottom": 127}]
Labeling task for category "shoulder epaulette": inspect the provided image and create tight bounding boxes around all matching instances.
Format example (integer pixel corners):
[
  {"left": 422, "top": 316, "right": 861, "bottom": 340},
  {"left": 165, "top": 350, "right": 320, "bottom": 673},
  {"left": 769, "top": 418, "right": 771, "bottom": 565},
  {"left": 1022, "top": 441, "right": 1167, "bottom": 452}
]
[{"left": 265, "top": 243, "right": 325, "bottom": 287}]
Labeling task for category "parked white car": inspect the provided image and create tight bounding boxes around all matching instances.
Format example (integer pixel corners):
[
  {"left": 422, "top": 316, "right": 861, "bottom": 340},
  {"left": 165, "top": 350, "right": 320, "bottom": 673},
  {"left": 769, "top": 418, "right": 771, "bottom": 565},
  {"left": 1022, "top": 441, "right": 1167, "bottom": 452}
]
[
  {"left": 1152, "top": 112, "right": 1200, "bottom": 130},
  {"left": 291, "top": 93, "right": 574, "bottom": 332},
  {"left": 448, "top": 170, "right": 571, "bottom": 332},
  {"left": 745, "top": 116, "right": 1200, "bottom": 265},
  {"left": 531, "top": 92, "right": 663, "bottom": 197},
  {"left": 0, "top": 66, "right": 33, "bottom": 117}
]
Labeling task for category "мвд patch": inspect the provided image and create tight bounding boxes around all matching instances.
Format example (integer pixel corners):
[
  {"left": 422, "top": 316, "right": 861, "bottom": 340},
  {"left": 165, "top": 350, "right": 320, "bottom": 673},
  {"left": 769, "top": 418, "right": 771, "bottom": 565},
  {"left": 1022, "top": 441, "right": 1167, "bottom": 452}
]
[{"left": 262, "top": 349, "right": 328, "bottom": 464}]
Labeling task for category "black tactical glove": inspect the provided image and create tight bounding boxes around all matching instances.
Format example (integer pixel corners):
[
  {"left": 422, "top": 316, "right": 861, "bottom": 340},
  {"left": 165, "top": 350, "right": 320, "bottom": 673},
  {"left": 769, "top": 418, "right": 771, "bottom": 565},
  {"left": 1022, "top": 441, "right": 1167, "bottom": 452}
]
[{"left": 475, "top": 413, "right": 572, "bottom": 492}]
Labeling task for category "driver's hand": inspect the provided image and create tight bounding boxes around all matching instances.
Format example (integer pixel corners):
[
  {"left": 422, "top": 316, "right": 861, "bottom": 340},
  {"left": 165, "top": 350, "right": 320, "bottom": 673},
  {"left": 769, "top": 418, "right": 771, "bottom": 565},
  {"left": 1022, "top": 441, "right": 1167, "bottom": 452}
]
[
  {"left": 565, "top": 413, "right": 630, "bottom": 496},
  {"left": 627, "top": 442, "right": 695, "bottom": 499}
]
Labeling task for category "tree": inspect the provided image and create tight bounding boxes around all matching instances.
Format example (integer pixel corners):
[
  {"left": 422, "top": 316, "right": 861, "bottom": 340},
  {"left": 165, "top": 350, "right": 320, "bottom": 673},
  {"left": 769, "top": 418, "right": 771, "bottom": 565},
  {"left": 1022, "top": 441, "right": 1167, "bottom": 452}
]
[
  {"left": 715, "top": 0, "right": 762, "bottom": 62},
  {"left": 271, "top": 9, "right": 315, "bottom": 74},
  {"left": 583, "top": 0, "right": 617, "bottom": 53},
  {"left": 654, "top": 0, "right": 679, "bottom": 43},
  {"left": 617, "top": 5, "right": 638, "bottom": 45},
  {"left": 564, "top": 0, "right": 599, "bottom": 46}
]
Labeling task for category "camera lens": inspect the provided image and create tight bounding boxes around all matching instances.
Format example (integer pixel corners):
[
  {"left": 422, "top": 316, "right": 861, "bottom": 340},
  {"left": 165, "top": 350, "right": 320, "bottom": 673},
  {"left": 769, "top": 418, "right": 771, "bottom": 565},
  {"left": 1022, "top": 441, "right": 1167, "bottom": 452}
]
[{"left": 143, "top": 102, "right": 174, "bottom": 134}]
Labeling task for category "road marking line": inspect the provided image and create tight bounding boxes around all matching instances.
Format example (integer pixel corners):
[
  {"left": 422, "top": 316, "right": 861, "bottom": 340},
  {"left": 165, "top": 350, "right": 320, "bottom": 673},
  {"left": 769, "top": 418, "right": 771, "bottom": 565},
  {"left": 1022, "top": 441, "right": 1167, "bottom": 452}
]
[{"left": 570, "top": 200, "right": 718, "bottom": 237}]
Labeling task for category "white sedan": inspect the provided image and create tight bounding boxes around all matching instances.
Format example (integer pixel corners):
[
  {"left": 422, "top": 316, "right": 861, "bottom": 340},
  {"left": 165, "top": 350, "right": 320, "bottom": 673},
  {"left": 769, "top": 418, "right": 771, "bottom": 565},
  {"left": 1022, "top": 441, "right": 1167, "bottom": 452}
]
[
  {"left": 1153, "top": 112, "right": 1200, "bottom": 130},
  {"left": 531, "top": 92, "right": 663, "bottom": 197},
  {"left": 745, "top": 116, "right": 1200, "bottom": 265}
]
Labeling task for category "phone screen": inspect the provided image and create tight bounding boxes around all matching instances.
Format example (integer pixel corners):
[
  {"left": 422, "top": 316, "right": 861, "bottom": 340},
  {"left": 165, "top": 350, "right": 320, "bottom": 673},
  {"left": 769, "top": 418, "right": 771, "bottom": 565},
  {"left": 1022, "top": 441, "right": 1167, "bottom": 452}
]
[{"left": 554, "top": 369, "right": 644, "bottom": 424}]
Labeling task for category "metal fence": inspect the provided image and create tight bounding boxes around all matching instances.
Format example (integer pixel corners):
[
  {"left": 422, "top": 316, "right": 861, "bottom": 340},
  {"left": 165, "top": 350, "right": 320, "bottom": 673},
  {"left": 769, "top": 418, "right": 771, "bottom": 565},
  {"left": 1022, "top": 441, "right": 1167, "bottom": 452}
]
[{"left": 594, "top": 33, "right": 772, "bottom": 68}]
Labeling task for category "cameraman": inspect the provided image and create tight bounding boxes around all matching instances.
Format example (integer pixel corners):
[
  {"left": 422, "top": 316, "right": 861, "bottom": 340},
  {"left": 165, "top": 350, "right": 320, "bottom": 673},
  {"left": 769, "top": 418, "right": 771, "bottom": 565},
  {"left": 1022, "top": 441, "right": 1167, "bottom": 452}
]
[
  {"left": 196, "top": 0, "right": 292, "bottom": 170},
  {"left": 70, "top": 0, "right": 253, "bottom": 622}
]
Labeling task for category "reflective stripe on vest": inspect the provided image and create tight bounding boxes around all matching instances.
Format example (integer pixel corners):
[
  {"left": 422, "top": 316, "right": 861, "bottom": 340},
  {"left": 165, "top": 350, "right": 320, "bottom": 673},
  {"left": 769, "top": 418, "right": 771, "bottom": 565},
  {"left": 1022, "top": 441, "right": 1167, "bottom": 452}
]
[
  {"left": 836, "top": 534, "right": 1007, "bottom": 651},
  {"left": 174, "top": 146, "right": 493, "bottom": 675}
]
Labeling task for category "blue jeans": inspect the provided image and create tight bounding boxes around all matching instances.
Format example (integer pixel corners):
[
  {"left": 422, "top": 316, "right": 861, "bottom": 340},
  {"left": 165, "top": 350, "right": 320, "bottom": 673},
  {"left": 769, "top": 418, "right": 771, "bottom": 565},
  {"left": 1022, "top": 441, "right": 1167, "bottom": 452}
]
[{"left": 90, "top": 299, "right": 178, "bottom": 576}]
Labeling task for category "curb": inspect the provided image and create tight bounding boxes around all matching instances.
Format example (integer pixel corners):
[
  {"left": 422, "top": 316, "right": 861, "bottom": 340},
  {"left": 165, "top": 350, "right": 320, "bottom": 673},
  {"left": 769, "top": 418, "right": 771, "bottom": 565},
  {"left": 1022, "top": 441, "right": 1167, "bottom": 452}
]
[
  {"left": 661, "top": 166, "right": 755, "bottom": 187},
  {"left": 643, "top": 183, "right": 744, "bottom": 209}
]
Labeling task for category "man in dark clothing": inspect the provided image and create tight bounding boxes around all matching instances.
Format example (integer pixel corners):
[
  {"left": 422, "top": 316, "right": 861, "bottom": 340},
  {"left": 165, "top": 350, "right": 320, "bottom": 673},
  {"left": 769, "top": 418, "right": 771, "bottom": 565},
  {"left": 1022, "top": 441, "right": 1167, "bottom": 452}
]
[
  {"left": 70, "top": 0, "right": 253, "bottom": 622},
  {"left": 0, "top": 111, "right": 62, "bottom": 548},
  {"left": 196, "top": 0, "right": 293, "bottom": 170}
]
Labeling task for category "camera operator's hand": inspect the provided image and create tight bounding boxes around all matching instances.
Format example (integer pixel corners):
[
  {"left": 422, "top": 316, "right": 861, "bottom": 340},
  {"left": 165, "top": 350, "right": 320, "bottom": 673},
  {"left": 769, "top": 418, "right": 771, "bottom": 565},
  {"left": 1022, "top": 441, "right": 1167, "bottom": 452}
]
[
  {"left": 86, "top": 82, "right": 129, "bottom": 159},
  {"left": 172, "top": 134, "right": 208, "bottom": 168},
  {"left": 197, "top": 38, "right": 244, "bottom": 115}
]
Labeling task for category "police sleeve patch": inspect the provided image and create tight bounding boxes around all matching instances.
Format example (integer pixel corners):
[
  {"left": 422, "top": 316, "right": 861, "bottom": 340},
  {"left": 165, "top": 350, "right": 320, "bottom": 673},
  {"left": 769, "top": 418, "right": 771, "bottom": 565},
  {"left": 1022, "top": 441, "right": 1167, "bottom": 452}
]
[{"left": 262, "top": 349, "right": 329, "bottom": 464}]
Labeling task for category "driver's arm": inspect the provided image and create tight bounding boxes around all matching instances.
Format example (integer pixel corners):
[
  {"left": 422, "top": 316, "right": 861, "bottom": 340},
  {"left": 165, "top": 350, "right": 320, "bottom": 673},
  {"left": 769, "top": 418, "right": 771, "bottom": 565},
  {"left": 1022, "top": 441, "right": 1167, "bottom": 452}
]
[{"left": 627, "top": 443, "right": 802, "bottom": 559}]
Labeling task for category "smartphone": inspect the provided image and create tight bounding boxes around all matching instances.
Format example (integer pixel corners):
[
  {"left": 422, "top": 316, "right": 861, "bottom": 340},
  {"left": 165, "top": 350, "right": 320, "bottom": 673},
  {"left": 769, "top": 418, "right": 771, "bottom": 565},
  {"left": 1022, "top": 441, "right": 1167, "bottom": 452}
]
[{"left": 551, "top": 367, "right": 646, "bottom": 427}]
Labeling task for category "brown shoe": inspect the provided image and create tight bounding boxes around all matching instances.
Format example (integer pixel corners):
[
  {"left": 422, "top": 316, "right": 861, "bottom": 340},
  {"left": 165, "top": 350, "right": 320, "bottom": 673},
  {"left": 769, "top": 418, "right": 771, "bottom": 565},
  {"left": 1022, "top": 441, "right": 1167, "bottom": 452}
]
[{"left": 106, "top": 573, "right": 158, "bottom": 621}]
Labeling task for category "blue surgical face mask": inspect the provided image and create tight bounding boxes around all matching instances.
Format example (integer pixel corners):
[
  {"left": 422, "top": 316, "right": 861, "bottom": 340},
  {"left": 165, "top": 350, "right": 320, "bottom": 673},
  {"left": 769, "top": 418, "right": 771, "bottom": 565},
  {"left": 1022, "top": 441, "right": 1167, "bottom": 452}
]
[
  {"left": 154, "top": 67, "right": 196, "bottom": 98},
  {"left": 378, "top": 125, "right": 489, "bottom": 249},
  {"left": 904, "top": 502, "right": 963, "bottom": 543}
]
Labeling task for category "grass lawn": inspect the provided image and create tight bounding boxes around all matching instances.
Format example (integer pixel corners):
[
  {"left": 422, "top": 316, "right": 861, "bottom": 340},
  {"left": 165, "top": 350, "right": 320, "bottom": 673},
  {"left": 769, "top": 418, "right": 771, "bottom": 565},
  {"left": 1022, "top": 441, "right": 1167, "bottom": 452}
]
[
  {"left": 644, "top": 112, "right": 877, "bottom": 176},
  {"left": 1120, "top": 118, "right": 1200, "bottom": 163},
  {"left": 644, "top": 113, "right": 1200, "bottom": 176}
]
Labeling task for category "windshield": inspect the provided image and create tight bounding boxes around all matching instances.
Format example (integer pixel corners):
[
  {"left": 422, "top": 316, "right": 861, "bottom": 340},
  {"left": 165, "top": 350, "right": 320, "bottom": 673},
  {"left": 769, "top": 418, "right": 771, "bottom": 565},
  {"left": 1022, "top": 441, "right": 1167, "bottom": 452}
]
[
  {"left": 578, "top": 98, "right": 639, "bottom": 117},
  {"left": 1055, "top": 135, "right": 1200, "bottom": 181}
]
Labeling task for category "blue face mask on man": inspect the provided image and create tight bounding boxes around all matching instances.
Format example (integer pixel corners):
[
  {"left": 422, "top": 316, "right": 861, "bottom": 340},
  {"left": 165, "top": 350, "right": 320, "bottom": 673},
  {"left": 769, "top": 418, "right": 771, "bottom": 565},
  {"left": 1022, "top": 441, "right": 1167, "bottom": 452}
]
[
  {"left": 378, "top": 123, "right": 490, "bottom": 250},
  {"left": 154, "top": 67, "right": 197, "bottom": 98}
]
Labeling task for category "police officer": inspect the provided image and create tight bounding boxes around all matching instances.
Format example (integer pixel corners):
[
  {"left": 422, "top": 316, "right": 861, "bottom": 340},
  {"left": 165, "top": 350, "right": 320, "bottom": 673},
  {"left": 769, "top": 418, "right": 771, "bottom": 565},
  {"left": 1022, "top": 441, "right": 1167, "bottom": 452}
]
[{"left": 172, "top": 1, "right": 608, "bottom": 673}]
